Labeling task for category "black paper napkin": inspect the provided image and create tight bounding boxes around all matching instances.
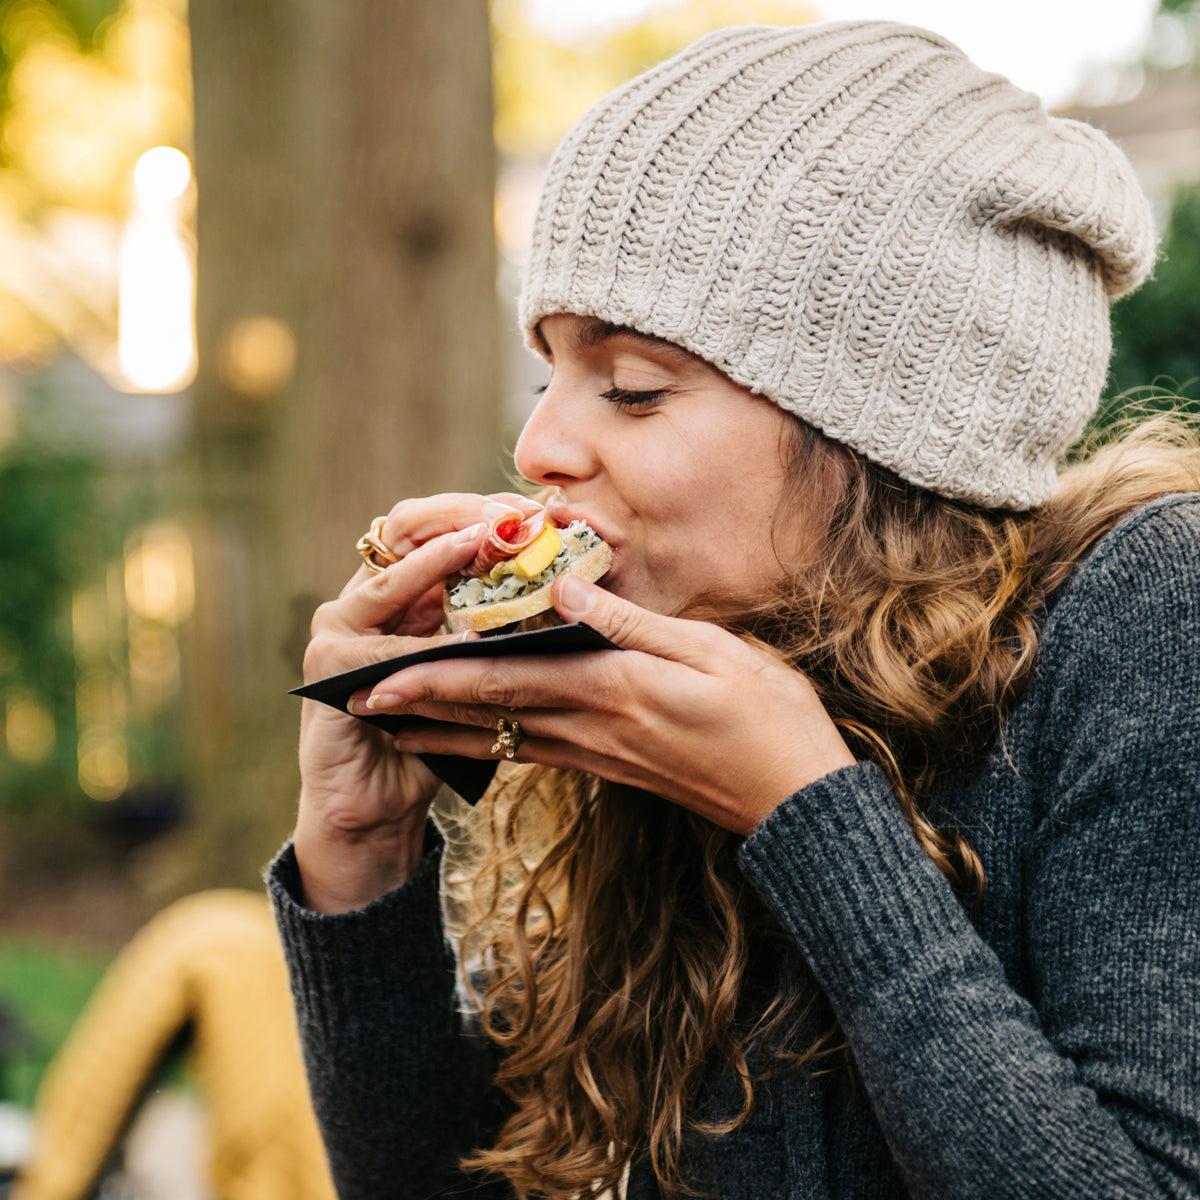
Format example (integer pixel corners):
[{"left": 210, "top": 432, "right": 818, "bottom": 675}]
[{"left": 290, "top": 622, "right": 619, "bottom": 802}]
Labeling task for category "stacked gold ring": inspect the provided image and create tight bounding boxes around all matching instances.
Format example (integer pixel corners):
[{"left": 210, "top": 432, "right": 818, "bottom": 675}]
[{"left": 355, "top": 516, "right": 401, "bottom": 573}]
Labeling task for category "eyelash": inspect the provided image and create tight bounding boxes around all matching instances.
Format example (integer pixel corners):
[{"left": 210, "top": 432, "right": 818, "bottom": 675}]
[
  {"left": 531, "top": 383, "right": 667, "bottom": 409},
  {"left": 600, "top": 386, "right": 666, "bottom": 409}
]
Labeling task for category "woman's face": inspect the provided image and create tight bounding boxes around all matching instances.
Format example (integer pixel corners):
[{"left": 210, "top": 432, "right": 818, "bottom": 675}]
[{"left": 515, "top": 313, "right": 815, "bottom": 615}]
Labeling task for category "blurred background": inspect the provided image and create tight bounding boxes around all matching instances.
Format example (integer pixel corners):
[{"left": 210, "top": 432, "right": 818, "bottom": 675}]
[{"left": 0, "top": 0, "right": 1196, "bottom": 1193}]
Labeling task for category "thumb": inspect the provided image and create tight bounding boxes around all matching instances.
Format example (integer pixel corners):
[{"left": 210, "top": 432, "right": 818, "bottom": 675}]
[{"left": 553, "top": 573, "right": 716, "bottom": 669}]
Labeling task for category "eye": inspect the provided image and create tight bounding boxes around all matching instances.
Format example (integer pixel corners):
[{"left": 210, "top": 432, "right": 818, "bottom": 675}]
[
  {"left": 601, "top": 386, "right": 667, "bottom": 409},
  {"left": 532, "top": 383, "right": 548, "bottom": 397}
]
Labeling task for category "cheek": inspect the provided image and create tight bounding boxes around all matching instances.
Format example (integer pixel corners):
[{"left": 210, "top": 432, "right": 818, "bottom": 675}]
[
  {"left": 662, "top": 479, "right": 794, "bottom": 600},
  {"left": 634, "top": 506, "right": 731, "bottom": 607},
  {"left": 606, "top": 510, "right": 709, "bottom": 613},
  {"left": 606, "top": 409, "right": 792, "bottom": 603}
]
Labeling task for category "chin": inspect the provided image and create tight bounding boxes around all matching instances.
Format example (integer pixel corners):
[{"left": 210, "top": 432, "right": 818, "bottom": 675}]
[
  {"left": 599, "top": 570, "right": 644, "bottom": 610},
  {"left": 614, "top": 581, "right": 677, "bottom": 616}
]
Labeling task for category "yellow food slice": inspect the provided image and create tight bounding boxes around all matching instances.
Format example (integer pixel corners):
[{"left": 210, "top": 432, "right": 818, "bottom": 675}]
[{"left": 511, "top": 524, "right": 562, "bottom": 578}]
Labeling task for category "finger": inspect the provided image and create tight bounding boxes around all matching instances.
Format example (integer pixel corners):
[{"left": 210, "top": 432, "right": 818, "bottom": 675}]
[
  {"left": 486, "top": 491, "right": 544, "bottom": 514},
  {"left": 341, "top": 576, "right": 454, "bottom": 636},
  {"left": 365, "top": 705, "right": 629, "bottom": 786},
  {"left": 340, "top": 492, "right": 546, "bottom": 596},
  {"left": 353, "top": 685, "right": 562, "bottom": 727},
  {"left": 394, "top": 719, "right": 545, "bottom": 764},
  {"left": 327, "top": 523, "right": 488, "bottom": 633},
  {"left": 361, "top": 647, "right": 638, "bottom": 716},
  {"left": 304, "top": 628, "right": 480, "bottom": 685},
  {"left": 390, "top": 718, "right": 659, "bottom": 796},
  {"left": 378, "top": 494, "right": 543, "bottom": 561},
  {"left": 553, "top": 573, "right": 723, "bottom": 671},
  {"left": 391, "top": 716, "right": 603, "bottom": 771}
]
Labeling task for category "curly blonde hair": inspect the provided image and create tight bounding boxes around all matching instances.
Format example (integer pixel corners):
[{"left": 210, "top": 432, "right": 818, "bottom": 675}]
[{"left": 446, "top": 414, "right": 1200, "bottom": 1200}]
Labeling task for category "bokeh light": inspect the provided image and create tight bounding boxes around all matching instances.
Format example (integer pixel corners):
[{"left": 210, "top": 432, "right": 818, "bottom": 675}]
[
  {"left": 4, "top": 691, "right": 55, "bottom": 766},
  {"left": 123, "top": 520, "right": 194, "bottom": 626},
  {"left": 218, "top": 316, "right": 298, "bottom": 399},
  {"left": 116, "top": 146, "right": 196, "bottom": 392},
  {"left": 132, "top": 145, "right": 190, "bottom": 202},
  {"left": 76, "top": 726, "right": 129, "bottom": 801}
]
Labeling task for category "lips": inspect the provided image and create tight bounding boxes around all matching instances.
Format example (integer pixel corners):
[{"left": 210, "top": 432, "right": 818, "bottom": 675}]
[{"left": 546, "top": 501, "right": 614, "bottom": 549}]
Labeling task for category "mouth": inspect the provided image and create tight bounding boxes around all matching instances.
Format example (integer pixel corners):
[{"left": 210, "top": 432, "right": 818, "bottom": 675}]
[{"left": 546, "top": 501, "right": 614, "bottom": 549}]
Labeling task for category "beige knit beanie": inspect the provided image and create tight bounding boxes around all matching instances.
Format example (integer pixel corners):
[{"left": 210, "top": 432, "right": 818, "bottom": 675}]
[{"left": 519, "top": 21, "right": 1157, "bottom": 510}]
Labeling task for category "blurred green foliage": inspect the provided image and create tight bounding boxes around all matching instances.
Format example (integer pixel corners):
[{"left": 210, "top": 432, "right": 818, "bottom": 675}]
[
  {"left": 0, "top": 430, "right": 182, "bottom": 816},
  {"left": 1100, "top": 183, "right": 1200, "bottom": 426},
  {"left": 0, "top": 441, "right": 101, "bottom": 812},
  {"left": 0, "top": 939, "right": 111, "bottom": 1104}
]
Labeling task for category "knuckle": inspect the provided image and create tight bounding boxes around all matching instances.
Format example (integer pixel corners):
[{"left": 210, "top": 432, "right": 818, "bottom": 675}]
[
  {"left": 604, "top": 603, "right": 647, "bottom": 647},
  {"left": 381, "top": 502, "right": 419, "bottom": 555},
  {"left": 588, "top": 657, "right": 637, "bottom": 719},
  {"left": 383, "top": 497, "right": 410, "bottom": 525},
  {"left": 476, "top": 666, "right": 520, "bottom": 709},
  {"left": 593, "top": 659, "right": 626, "bottom": 707},
  {"left": 310, "top": 599, "right": 339, "bottom": 636},
  {"left": 302, "top": 632, "right": 335, "bottom": 680},
  {"left": 448, "top": 702, "right": 488, "bottom": 729},
  {"left": 363, "top": 561, "right": 398, "bottom": 594}
]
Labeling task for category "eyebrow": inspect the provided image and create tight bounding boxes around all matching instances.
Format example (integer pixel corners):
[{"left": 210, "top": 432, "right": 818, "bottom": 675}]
[{"left": 535, "top": 316, "right": 697, "bottom": 366}]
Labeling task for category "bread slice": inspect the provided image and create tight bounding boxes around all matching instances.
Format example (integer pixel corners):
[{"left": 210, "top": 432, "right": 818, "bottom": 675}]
[{"left": 444, "top": 540, "right": 612, "bottom": 633}]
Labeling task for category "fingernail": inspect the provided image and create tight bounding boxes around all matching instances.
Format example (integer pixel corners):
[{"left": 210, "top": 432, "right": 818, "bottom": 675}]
[
  {"left": 365, "top": 693, "right": 400, "bottom": 710},
  {"left": 455, "top": 522, "right": 486, "bottom": 544},
  {"left": 557, "top": 572, "right": 595, "bottom": 615},
  {"left": 482, "top": 501, "right": 519, "bottom": 519}
]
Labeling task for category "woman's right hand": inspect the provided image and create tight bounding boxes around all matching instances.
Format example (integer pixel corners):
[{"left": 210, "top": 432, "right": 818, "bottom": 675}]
[{"left": 292, "top": 492, "right": 541, "bottom": 913}]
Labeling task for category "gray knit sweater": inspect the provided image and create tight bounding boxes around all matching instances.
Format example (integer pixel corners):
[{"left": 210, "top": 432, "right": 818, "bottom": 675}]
[{"left": 270, "top": 494, "right": 1200, "bottom": 1199}]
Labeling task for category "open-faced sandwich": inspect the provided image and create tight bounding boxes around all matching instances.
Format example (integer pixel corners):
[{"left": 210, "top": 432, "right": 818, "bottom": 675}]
[{"left": 443, "top": 509, "right": 612, "bottom": 633}]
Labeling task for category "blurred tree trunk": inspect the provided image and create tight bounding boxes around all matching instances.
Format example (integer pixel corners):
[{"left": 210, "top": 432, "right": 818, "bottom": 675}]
[{"left": 170, "top": 0, "right": 500, "bottom": 889}]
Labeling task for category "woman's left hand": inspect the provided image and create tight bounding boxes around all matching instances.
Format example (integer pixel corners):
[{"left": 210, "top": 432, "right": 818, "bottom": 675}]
[{"left": 351, "top": 573, "right": 856, "bottom": 835}]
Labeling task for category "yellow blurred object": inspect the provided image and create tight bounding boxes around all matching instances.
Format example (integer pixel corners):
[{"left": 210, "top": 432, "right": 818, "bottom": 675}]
[
  {"left": 13, "top": 890, "right": 336, "bottom": 1200},
  {"left": 512, "top": 524, "right": 562, "bottom": 578}
]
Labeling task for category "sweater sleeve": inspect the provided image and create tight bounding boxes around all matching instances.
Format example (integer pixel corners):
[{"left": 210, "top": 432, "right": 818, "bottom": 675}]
[
  {"left": 737, "top": 496, "right": 1200, "bottom": 1199},
  {"left": 267, "top": 829, "right": 509, "bottom": 1200}
]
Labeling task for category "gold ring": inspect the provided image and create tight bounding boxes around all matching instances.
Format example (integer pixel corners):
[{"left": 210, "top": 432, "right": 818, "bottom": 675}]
[
  {"left": 491, "top": 717, "right": 525, "bottom": 759},
  {"left": 356, "top": 516, "right": 400, "bottom": 573}
]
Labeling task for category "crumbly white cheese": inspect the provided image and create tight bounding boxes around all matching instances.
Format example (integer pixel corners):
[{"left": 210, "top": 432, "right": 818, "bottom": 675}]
[{"left": 447, "top": 521, "right": 601, "bottom": 609}]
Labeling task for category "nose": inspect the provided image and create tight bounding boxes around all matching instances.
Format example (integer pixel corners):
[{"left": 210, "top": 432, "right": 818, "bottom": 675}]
[{"left": 513, "top": 380, "right": 595, "bottom": 488}]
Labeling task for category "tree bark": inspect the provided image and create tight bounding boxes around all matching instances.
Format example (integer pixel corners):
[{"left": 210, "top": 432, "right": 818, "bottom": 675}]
[{"left": 177, "top": 0, "right": 500, "bottom": 888}]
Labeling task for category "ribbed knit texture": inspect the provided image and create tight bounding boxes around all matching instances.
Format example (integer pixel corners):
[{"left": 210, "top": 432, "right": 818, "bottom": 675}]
[
  {"left": 271, "top": 830, "right": 504, "bottom": 1200},
  {"left": 519, "top": 22, "right": 1157, "bottom": 509},
  {"left": 270, "top": 495, "right": 1200, "bottom": 1199}
]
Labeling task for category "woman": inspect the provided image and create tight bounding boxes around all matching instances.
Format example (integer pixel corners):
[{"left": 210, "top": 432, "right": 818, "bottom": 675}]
[{"left": 270, "top": 22, "right": 1200, "bottom": 1200}]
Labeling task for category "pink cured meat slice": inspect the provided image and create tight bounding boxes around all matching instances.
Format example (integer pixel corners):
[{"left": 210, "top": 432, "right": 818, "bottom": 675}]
[{"left": 465, "top": 510, "right": 546, "bottom": 577}]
